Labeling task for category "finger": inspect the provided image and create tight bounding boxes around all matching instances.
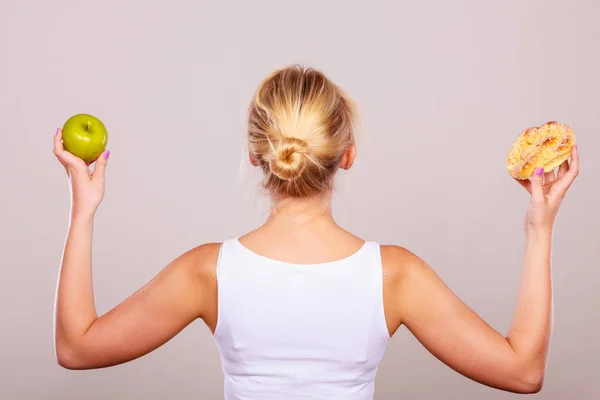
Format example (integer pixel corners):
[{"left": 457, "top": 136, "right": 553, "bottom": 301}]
[
  {"left": 53, "top": 128, "right": 65, "bottom": 154},
  {"left": 53, "top": 129, "right": 69, "bottom": 174},
  {"left": 550, "top": 145, "right": 579, "bottom": 198},
  {"left": 53, "top": 128, "right": 65, "bottom": 162},
  {"left": 557, "top": 159, "right": 569, "bottom": 180},
  {"left": 514, "top": 177, "right": 532, "bottom": 194},
  {"left": 530, "top": 167, "right": 546, "bottom": 202},
  {"left": 92, "top": 149, "right": 110, "bottom": 183},
  {"left": 544, "top": 169, "right": 556, "bottom": 184}
]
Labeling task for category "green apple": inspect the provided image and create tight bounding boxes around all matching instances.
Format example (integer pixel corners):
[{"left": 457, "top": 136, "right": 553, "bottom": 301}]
[{"left": 61, "top": 114, "right": 108, "bottom": 163}]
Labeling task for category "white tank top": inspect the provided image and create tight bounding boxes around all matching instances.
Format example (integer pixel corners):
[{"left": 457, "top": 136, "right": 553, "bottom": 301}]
[{"left": 213, "top": 238, "right": 391, "bottom": 400}]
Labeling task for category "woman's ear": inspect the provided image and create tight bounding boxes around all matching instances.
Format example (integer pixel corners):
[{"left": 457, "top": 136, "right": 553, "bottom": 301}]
[
  {"left": 339, "top": 144, "right": 356, "bottom": 170},
  {"left": 249, "top": 151, "right": 260, "bottom": 167}
]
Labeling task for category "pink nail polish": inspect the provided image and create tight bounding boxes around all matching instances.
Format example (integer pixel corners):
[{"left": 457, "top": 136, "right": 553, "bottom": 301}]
[
  {"left": 55, "top": 128, "right": 60, "bottom": 136},
  {"left": 535, "top": 167, "right": 544, "bottom": 176},
  {"left": 103, "top": 149, "right": 110, "bottom": 159}
]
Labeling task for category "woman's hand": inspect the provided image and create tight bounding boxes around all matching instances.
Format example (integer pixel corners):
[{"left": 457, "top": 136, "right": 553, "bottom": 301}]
[
  {"left": 53, "top": 128, "right": 110, "bottom": 220},
  {"left": 515, "top": 145, "right": 579, "bottom": 232}
]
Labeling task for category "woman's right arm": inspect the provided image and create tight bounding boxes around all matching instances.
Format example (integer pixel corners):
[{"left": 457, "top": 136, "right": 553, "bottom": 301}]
[
  {"left": 383, "top": 146, "right": 578, "bottom": 394},
  {"left": 55, "top": 240, "right": 220, "bottom": 370}
]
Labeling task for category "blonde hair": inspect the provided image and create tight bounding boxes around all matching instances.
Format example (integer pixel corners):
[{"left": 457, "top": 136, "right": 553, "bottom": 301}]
[{"left": 247, "top": 65, "right": 357, "bottom": 198}]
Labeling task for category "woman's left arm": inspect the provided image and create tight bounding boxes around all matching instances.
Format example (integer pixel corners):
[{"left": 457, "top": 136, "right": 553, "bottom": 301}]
[{"left": 53, "top": 129, "right": 219, "bottom": 370}]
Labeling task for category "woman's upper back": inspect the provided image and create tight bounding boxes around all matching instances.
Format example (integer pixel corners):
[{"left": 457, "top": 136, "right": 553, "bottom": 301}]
[{"left": 211, "top": 236, "right": 391, "bottom": 399}]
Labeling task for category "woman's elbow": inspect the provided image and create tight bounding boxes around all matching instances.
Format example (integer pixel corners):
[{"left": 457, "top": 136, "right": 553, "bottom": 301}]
[
  {"left": 56, "top": 347, "right": 83, "bottom": 370},
  {"left": 55, "top": 340, "right": 90, "bottom": 370},
  {"left": 513, "top": 369, "right": 545, "bottom": 394}
]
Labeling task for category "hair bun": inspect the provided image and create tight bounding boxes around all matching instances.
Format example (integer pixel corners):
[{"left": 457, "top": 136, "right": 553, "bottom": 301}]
[
  {"left": 506, "top": 121, "right": 576, "bottom": 179},
  {"left": 267, "top": 137, "right": 309, "bottom": 181}
]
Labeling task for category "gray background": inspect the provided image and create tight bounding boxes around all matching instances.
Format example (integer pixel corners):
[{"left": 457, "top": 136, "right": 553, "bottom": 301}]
[{"left": 1, "top": 0, "right": 598, "bottom": 399}]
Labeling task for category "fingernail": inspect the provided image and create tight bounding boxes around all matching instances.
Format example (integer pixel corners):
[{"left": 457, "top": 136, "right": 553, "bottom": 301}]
[
  {"left": 55, "top": 128, "right": 60, "bottom": 136},
  {"left": 535, "top": 167, "right": 544, "bottom": 176},
  {"left": 102, "top": 149, "right": 110, "bottom": 159}
]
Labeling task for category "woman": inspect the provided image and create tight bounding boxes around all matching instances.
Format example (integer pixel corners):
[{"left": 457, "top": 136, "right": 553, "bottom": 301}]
[{"left": 53, "top": 65, "right": 579, "bottom": 399}]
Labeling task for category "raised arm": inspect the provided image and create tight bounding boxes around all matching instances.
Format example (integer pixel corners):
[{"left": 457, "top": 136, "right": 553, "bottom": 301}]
[
  {"left": 52, "top": 129, "right": 219, "bottom": 369},
  {"left": 383, "top": 146, "right": 578, "bottom": 394}
]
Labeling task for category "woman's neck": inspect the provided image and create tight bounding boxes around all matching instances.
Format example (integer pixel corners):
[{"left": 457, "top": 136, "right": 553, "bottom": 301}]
[{"left": 266, "top": 192, "right": 334, "bottom": 225}]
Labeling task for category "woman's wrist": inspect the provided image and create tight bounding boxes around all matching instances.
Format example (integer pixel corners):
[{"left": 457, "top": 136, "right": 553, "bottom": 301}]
[
  {"left": 524, "top": 226, "right": 553, "bottom": 253},
  {"left": 69, "top": 209, "right": 96, "bottom": 227},
  {"left": 525, "top": 225, "right": 553, "bottom": 240}
]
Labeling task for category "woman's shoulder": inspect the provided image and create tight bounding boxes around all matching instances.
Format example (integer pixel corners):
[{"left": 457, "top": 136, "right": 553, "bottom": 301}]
[
  {"left": 380, "top": 244, "right": 430, "bottom": 284},
  {"left": 175, "top": 242, "right": 222, "bottom": 282}
]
